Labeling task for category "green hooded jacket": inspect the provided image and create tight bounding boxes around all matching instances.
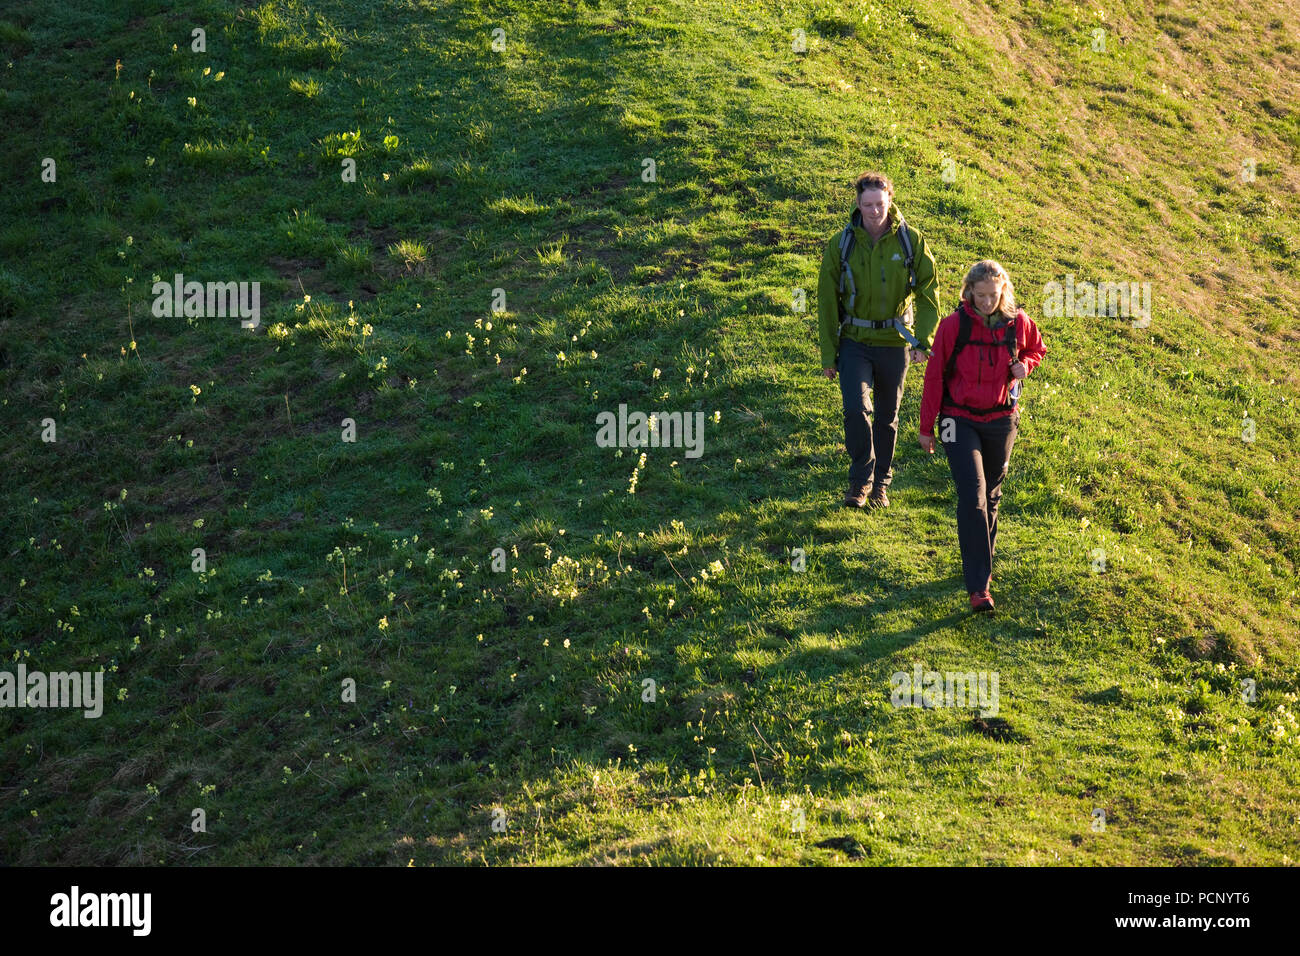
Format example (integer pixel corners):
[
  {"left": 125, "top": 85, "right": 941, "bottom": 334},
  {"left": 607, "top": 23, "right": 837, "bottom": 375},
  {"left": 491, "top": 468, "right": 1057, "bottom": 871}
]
[{"left": 817, "top": 201, "right": 939, "bottom": 369}]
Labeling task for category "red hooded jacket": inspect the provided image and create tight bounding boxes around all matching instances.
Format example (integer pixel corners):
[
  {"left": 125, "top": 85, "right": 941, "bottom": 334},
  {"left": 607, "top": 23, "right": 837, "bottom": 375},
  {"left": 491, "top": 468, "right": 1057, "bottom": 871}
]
[{"left": 919, "top": 301, "right": 1046, "bottom": 437}]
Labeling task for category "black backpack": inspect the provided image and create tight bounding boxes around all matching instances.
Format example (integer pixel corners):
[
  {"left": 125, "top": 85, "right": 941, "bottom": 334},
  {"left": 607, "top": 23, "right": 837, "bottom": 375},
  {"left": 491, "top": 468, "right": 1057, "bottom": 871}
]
[{"left": 942, "top": 303, "right": 1021, "bottom": 416}]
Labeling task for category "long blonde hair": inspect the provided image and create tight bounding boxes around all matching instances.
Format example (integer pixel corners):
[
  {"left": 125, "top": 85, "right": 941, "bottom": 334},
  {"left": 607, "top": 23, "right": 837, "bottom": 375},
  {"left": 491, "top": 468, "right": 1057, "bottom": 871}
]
[{"left": 960, "top": 260, "right": 1018, "bottom": 324}]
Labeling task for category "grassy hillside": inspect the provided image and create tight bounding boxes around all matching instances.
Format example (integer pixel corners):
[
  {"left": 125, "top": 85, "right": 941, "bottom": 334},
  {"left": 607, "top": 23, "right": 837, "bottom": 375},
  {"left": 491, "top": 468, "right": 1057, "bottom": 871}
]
[{"left": 1, "top": 0, "right": 1297, "bottom": 864}]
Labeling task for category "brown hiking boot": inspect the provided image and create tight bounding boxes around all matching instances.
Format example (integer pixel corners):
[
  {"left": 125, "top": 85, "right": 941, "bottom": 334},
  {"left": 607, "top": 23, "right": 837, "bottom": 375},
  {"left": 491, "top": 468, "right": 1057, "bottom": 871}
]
[
  {"left": 868, "top": 486, "right": 890, "bottom": 509},
  {"left": 843, "top": 483, "right": 869, "bottom": 508}
]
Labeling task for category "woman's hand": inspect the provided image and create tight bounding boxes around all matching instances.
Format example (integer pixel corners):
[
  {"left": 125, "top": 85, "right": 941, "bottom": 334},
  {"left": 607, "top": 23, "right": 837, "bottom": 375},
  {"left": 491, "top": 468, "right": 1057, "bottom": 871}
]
[
  {"left": 823, "top": 367, "right": 837, "bottom": 380},
  {"left": 919, "top": 433, "right": 936, "bottom": 455},
  {"left": 1010, "top": 361, "right": 1027, "bottom": 380}
]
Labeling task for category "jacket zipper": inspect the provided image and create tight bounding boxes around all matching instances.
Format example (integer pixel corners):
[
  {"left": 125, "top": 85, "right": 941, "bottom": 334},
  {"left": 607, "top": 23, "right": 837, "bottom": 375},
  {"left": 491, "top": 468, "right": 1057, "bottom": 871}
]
[{"left": 961, "top": 317, "right": 1012, "bottom": 411}]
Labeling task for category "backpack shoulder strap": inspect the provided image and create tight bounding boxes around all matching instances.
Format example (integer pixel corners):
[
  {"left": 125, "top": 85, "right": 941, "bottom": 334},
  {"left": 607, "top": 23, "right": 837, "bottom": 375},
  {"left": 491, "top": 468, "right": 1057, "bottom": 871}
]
[
  {"left": 1004, "top": 314, "right": 1022, "bottom": 404},
  {"left": 946, "top": 303, "right": 972, "bottom": 379},
  {"left": 837, "top": 221, "right": 857, "bottom": 312},
  {"left": 838, "top": 223, "right": 855, "bottom": 269},
  {"left": 894, "top": 216, "right": 917, "bottom": 290}
]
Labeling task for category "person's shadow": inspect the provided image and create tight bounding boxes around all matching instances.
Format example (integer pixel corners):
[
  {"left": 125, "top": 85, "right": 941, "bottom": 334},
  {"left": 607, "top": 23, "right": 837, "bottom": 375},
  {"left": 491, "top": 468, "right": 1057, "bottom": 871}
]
[{"left": 756, "top": 567, "right": 973, "bottom": 685}]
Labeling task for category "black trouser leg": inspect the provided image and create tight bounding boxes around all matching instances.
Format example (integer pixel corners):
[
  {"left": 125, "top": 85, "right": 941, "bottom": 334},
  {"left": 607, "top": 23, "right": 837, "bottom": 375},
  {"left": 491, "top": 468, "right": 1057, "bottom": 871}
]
[
  {"left": 869, "top": 345, "right": 909, "bottom": 490},
  {"left": 837, "top": 338, "right": 874, "bottom": 486},
  {"left": 941, "top": 413, "right": 1018, "bottom": 593}
]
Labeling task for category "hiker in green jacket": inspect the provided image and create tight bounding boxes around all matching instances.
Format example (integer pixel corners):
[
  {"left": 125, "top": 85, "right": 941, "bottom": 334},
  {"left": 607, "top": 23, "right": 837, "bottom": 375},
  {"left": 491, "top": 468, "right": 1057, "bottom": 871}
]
[{"left": 818, "top": 171, "right": 939, "bottom": 508}]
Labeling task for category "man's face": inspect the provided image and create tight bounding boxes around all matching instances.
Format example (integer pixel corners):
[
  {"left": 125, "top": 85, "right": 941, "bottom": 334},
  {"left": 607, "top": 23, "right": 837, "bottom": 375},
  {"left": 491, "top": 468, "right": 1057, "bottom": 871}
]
[{"left": 857, "top": 188, "right": 890, "bottom": 230}]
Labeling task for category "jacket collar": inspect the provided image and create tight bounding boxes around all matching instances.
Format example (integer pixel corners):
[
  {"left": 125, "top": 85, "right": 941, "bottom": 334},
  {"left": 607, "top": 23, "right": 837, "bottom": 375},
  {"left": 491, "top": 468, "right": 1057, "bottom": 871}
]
[{"left": 960, "top": 299, "right": 1018, "bottom": 332}]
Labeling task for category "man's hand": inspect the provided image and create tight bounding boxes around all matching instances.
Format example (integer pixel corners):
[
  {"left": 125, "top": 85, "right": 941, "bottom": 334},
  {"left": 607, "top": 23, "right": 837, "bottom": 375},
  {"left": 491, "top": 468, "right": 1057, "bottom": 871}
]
[
  {"left": 919, "top": 433, "right": 936, "bottom": 454},
  {"left": 823, "top": 367, "right": 837, "bottom": 380},
  {"left": 1010, "top": 361, "right": 1027, "bottom": 380},
  {"left": 908, "top": 348, "right": 928, "bottom": 364}
]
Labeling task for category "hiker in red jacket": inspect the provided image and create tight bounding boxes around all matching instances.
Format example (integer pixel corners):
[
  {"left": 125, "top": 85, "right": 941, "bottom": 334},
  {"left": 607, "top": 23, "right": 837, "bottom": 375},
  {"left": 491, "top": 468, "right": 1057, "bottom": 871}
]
[{"left": 918, "top": 260, "right": 1045, "bottom": 613}]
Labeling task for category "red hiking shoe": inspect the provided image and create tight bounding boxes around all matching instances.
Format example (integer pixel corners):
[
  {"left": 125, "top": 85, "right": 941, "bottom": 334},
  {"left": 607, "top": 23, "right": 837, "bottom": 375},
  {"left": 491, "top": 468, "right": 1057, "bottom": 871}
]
[{"left": 970, "top": 590, "right": 994, "bottom": 613}]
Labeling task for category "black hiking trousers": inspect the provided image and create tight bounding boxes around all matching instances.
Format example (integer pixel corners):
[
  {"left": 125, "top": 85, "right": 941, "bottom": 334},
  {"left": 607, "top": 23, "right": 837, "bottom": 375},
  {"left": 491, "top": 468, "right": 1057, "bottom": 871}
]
[
  {"left": 837, "top": 338, "right": 909, "bottom": 490},
  {"left": 940, "top": 410, "right": 1019, "bottom": 594}
]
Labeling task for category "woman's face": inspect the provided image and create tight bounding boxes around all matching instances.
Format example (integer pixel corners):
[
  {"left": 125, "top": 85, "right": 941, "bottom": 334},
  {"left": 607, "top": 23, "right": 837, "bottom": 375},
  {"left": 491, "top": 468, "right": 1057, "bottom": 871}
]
[{"left": 970, "top": 278, "right": 1001, "bottom": 317}]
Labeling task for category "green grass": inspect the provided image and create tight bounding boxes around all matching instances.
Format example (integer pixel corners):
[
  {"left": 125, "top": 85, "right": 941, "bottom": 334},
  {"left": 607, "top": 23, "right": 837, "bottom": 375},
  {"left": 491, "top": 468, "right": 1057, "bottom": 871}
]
[{"left": 0, "top": 0, "right": 1297, "bottom": 865}]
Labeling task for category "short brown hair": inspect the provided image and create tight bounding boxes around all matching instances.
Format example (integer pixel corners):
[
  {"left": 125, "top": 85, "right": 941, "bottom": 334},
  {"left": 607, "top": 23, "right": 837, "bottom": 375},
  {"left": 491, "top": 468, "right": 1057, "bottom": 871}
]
[{"left": 854, "top": 171, "right": 894, "bottom": 196}]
